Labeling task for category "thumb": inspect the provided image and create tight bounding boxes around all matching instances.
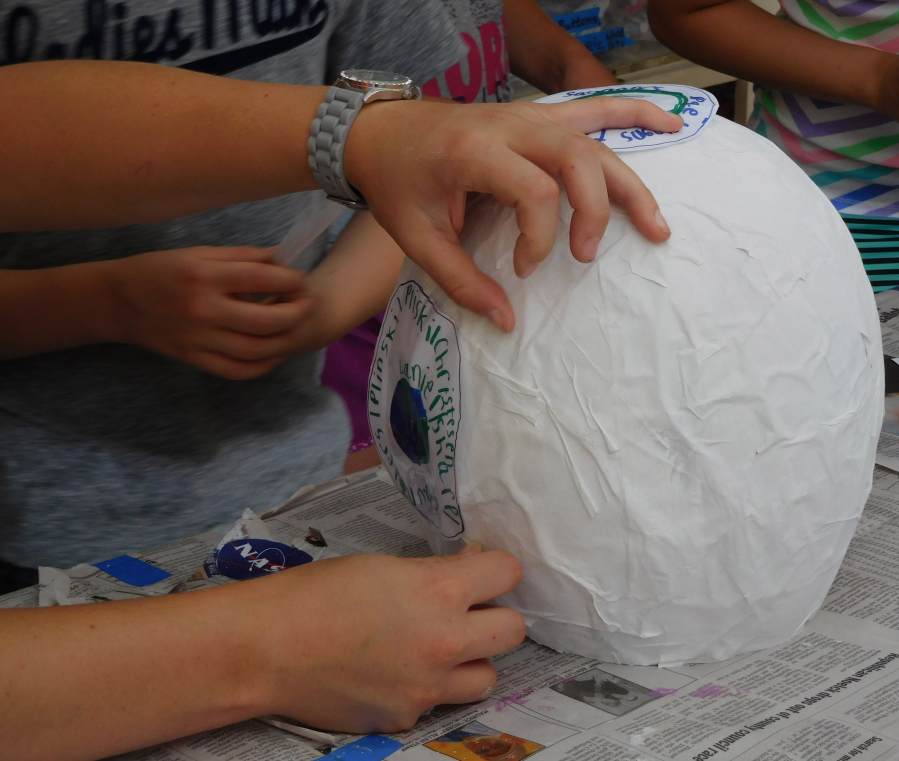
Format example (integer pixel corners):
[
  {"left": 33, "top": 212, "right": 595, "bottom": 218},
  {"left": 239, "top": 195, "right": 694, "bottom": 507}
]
[{"left": 392, "top": 223, "right": 515, "bottom": 333}]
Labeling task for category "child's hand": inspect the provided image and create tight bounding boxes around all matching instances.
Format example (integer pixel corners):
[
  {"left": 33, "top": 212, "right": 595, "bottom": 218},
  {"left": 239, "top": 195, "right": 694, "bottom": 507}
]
[
  {"left": 110, "top": 246, "right": 311, "bottom": 379},
  {"left": 248, "top": 543, "right": 526, "bottom": 733}
]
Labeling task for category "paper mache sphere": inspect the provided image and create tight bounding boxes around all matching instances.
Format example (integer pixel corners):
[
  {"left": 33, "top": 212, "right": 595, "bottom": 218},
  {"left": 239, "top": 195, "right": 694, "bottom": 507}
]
[{"left": 368, "top": 103, "right": 883, "bottom": 666}]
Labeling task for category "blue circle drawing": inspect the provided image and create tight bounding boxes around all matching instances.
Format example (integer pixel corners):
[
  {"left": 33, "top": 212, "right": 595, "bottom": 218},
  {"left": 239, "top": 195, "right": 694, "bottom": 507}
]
[{"left": 390, "top": 378, "right": 431, "bottom": 465}]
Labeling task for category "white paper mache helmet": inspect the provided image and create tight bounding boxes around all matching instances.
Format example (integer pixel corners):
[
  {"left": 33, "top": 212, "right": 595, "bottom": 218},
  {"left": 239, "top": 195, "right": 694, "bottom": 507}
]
[{"left": 367, "top": 87, "right": 883, "bottom": 666}]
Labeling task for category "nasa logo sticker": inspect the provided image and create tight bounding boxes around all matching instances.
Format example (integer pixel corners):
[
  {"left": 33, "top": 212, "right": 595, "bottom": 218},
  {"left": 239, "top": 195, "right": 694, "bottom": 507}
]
[
  {"left": 213, "top": 539, "right": 312, "bottom": 580},
  {"left": 368, "top": 280, "right": 464, "bottom": 539},
  {"left": 538, "top": 84, "right": 719, "bottom": 152}
]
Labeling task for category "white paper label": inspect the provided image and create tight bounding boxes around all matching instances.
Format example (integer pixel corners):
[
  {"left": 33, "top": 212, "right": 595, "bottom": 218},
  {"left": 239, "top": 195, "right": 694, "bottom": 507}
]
[
  {"left": 368, "top": 280, "right": 464, "bottom": 539},
  {"left": 538, "top": 84, "right": 719, "bottom": 152}
]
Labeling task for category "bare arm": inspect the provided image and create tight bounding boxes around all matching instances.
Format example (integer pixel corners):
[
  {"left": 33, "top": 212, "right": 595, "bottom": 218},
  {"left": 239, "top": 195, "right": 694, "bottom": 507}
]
[
  {"left": 0, "top": 213, "right": 401, "bottom": 378},
  {"left": 285, "top": 211, "right": 405, "bottom": 354},
  {"left": 0, "top": 60, "right": 323, "bottom": 232},
  {"left": 0, "top": 249, "right": 311, "bottom": 379},
  {"left": 2, "top": 546, "right": 524, "bottom": 761},
  {"left": 647, "top": 0, "right": 899, "bottom": 119},
  {"left": 504, "top": 0, "right": 618, "bottom": 92}
]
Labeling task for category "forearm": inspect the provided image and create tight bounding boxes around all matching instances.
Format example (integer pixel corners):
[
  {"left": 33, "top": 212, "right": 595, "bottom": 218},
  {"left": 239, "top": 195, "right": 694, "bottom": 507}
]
[
  {"left": 0, "top": 262, "right": 125, "bottom": 359},
  {"left": 648, "top": 0, "right": 895, "bottom": 113},
  {"left": 0, "top": 582, "right": 274, "bottom": 761},
  {"left": 0, "top": 61, "right": 325, "bottom": 232},
  {"left": 291, "top": 212, "right": 405, "bottom": 353},
  {"left": 504, "top": 0, "right": 617, "bottom": 93}
]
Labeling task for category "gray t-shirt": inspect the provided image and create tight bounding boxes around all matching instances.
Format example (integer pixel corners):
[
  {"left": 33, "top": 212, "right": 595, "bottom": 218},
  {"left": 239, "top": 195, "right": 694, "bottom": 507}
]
[{"left": 0, "top": 0, "right": 464, "bottom": 568}]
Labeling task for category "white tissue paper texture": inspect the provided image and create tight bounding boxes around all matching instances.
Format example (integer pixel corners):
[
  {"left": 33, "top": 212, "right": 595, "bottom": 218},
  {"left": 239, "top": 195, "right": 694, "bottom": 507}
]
[{"left": 372, "top": 116, "right": 884, "bottom": 666}]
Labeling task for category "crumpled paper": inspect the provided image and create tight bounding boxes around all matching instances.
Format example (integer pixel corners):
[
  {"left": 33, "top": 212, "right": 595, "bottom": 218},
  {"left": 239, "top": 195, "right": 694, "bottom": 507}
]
[
  {"left": 370, "top": 115, "right": 884, "bottom": 665},
  {"left": 39, "top": 555, "right": 183, "bottom": 606}
]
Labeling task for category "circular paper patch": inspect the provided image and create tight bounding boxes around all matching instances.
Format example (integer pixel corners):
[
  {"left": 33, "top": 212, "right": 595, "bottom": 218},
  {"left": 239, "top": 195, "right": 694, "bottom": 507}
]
[
  {"left": 368, "top": 280, "right": 464, "bottom": 540},
  {"left": 538, "top": 84, "right": 719, "bottom": 152}
]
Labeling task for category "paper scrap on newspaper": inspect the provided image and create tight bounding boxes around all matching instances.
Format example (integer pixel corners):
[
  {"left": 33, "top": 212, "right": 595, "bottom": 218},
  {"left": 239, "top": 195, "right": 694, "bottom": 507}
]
[{"left": 37, "top": 529, "right": 219, "bottom": 606}]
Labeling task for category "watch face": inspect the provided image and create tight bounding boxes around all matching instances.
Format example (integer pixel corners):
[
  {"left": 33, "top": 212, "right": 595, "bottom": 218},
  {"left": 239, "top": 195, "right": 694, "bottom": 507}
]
[{"left": 341, "top": 69, "right": 412, "bottom": 91}]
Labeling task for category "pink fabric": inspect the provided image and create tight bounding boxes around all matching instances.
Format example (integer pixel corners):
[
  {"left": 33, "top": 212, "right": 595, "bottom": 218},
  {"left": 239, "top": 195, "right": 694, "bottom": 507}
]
[{"left": 320, "top": 315, "right": 382, "bottom": 448}]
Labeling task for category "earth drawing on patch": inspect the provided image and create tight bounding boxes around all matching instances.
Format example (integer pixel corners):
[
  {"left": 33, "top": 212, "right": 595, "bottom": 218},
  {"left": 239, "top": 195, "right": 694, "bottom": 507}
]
[{"left": 390, "top": 378, "right": 431, "bottom": 465}]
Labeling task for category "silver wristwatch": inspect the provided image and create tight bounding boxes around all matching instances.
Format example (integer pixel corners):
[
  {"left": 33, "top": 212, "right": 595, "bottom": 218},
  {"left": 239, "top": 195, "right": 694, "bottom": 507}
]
[{"left": 308, "top": 70, "right": 422, "bottom": 210}]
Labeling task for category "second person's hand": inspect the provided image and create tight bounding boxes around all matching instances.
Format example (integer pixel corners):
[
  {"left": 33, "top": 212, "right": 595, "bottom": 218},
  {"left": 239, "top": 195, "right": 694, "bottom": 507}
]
[{"left": 108, "top": 246, "right": 311, "bottom": 379}]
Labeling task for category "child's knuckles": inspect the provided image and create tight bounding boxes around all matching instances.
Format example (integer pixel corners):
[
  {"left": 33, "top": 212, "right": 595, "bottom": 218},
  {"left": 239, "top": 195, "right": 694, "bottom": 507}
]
[
  {"left": 449, "top": 130, "right": 490, "bottom": 162},
  {"left": 180, "top": 258, "right": 214, "bottom": 287},
  {"left": 185, "top": 300, "right": 220, "bottom": 325},
  {"left": 381, "top": 705, "right": 427, "bottom": 734},
  {"left": 405, "top": 678, "right": 446, "bottom": 715},
  {"left": 568, "top": 133, "right": 604, "bottom": 165},
  {"left": 422, "top": 632, "right": 465, "bottom": 667},
  {"left": 523, "top": 174, "right": 560, "bottom": 209},
  {"left": 427, "top": 572, "right": 468, "bottom": 609},
  {"left": 573, "top": 202, "right": 610, "bottom": 235}
]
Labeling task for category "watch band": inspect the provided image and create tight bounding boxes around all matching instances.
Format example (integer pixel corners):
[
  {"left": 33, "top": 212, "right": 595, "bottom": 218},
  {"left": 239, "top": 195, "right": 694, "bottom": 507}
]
[{"left": 308, "top": 87, "right": 368, "bottom": 210}]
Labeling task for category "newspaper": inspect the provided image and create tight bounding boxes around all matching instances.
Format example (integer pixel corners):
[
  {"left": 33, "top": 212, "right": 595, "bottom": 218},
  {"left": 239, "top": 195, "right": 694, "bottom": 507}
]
[{"left": 5, "top": 443, "right": 899, "bottom": 759}]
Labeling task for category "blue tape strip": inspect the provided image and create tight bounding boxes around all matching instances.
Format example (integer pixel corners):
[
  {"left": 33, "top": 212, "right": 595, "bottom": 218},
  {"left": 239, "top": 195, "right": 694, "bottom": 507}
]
[
  {"left": 577, "top": 27, "right": 635, "bottom": 54},
  {"left": 94, "top": 556, "right": 172, "bottom": 587},
  {"left": 330, "top": 736, "right": 404, "bottom": 761},
  {"left": 552, "top": 7, "right": 601, "bottom": 33}
]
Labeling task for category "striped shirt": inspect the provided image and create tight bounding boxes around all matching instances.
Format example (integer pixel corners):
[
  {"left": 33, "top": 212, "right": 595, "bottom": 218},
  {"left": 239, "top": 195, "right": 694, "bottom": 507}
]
[
  {"left": 750, "top": 0, "right": 899, "bottom": 217},
  {"left": 748, "top": 1, "right": 899, "bottom": 289}
]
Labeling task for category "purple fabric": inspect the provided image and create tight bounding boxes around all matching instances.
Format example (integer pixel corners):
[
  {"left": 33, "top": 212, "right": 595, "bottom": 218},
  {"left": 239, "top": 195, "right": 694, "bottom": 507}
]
[
  {"left": 810, "top": 0, "right": 888, "bottom": 17},
  {"left": 321, "top": 314, "right": 383, "bottom": 447},
  {"left": 782, "top": 92, "right": 893, "bottom": 138},
  {"left": 866, "top": 198, "right": 899, "bottom": 216}
]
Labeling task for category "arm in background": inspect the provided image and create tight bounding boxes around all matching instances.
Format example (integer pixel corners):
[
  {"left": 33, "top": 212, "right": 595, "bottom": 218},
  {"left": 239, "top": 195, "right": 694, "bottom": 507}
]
[
  {"left": 504, "top": 0, "right": 619, "bottom": 92},
  {"left": 0, "top": 213, "right": 401, "bottom": 377},
  {"left": 279, "top": 211, "right": 406, "bottom": 354},
  {"left": 0, "top": 248, "right": 309, "bottom": 379},
  {"left": 647, "top": 0, "right": 899, "bottom": 120}
]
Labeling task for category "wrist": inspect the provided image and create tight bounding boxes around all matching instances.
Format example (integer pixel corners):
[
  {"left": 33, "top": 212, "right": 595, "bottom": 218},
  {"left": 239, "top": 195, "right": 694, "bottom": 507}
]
[
  {"left": 343, "top": 99, "right": 415, "bottom": 200},
  {"left": 223, "top": 574, "right": 302, "bottom": 718},
  {"left": 37, "top": 260, "right": 127, "bottom": 346},
  {"left": 84, "top": 258, "right": 131, "bottom": 344}
]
